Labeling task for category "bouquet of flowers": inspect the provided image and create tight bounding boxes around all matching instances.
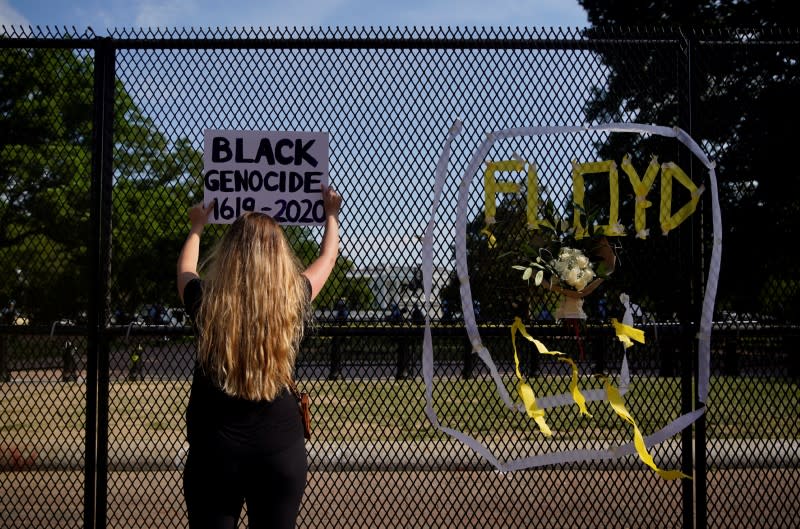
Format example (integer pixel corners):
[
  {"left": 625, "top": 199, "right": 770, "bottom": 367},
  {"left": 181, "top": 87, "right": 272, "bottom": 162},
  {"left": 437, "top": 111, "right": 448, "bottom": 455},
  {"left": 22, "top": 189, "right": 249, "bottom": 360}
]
[
  {"left": 513, "top": 201, "right": 616, "bottom": 319},
  {"left": 549, "top": 245, "right": 597, "bottom": 288}
]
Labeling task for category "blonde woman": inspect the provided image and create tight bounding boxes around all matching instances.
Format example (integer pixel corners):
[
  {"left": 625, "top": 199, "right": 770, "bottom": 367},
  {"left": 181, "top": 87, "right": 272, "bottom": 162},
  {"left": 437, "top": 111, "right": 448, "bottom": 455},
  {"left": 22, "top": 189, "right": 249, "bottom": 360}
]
[{"left": 176, "top": 184, "right": 341, "bottom": 529}]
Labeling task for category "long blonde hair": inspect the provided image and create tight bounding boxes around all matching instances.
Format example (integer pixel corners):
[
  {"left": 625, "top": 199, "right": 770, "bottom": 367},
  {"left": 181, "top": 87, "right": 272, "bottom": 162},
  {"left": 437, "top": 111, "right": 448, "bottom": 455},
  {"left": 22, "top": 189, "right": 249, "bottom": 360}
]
[{"left": 197, "top": 213, "right": 310, "bottom": 401}]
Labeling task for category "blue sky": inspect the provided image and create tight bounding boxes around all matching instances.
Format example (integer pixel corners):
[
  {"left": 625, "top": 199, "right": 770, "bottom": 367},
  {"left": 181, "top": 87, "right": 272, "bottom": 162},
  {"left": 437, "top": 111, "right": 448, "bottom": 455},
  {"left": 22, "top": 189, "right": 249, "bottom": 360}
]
[
  {"left": 1, "top": 0, "right": 593, "bottom": 272},
  {"left": 1, "top": 0, "right": 587, "bottom": 30}
]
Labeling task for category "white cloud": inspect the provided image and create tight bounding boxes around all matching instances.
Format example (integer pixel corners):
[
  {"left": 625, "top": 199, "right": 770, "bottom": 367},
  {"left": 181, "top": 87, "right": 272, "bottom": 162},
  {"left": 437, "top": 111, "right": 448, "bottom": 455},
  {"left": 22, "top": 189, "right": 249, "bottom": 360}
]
[
  {"left": 2, "top": 0, "right": 586, "bottom": 32},
  {"left": 124, "top": 0, "right": 350, "bottom": 29},
  {"left": 315, "top": 0, "right": 588, "bottom": 28},
  {"left": 134, "top": 0, "right": 198, "bottom": 27},
  {"left": 0, "top": 0, "right": 30, "bottom": 27},
  {"left": 110, "top": 0, "right": 585, "bottom": 31},
  {"left": 214, "top": 0, "right": 351, "bottom": 29}
]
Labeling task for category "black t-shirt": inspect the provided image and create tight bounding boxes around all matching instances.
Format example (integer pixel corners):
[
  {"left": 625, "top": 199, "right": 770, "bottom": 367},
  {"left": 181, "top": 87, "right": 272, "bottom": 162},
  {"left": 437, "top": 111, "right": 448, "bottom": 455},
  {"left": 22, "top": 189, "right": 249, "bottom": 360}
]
[{"left": 182, "top": 277, "right": 310, "bottom": 452}]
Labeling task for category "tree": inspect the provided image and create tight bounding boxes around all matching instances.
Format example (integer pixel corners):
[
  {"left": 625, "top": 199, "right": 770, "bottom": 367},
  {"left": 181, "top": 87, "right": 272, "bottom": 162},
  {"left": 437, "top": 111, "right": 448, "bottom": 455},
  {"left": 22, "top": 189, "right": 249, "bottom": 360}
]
[
  {"left": 0, "top": 45, "right": 372, "bottom": 323},
  {"left": 286, "top": 226, "right": 374, "bottom": 311},
  {"left": 104, "top": 81, "right": 206, "bottom": 320},
  {"left": 440, "top": 194, "right": 548, "bottom": 324},
  {"left": 0, "top": 47, "right": 94, "bottom": 322},
  {"left": 576, "top": 2, "right": 800, "bottom": 321},
  {"left": 0, "top": 47, "right": 214, "bottom": 322}
]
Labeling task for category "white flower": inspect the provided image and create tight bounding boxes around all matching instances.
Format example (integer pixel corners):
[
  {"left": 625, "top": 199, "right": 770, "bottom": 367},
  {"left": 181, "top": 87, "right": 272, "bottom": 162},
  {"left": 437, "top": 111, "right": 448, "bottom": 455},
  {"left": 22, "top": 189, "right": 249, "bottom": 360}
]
[
  {"left": 574, "top": 276, "right": 590, "bottom": 291},
  {"left": 565, "top": 266, "right": 580, "bottom": 286},
  {"left": 549, "top": 246, "right": 595, "bottom": 290}
]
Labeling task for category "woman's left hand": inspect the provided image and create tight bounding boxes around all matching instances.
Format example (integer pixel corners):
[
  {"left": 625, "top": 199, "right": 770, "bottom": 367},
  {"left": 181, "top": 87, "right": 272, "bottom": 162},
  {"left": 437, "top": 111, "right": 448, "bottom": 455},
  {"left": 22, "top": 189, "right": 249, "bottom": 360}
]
[{"left": 188, "top": 200, "right": 215, "bottom": 232}]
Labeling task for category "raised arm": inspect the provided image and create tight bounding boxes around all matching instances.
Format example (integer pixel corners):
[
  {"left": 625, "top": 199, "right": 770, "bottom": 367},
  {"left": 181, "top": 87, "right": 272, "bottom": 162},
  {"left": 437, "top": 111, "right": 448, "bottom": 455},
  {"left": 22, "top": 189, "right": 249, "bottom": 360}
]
[
  {"left": 302, "top": 184, "right": 342, "bottom": 301},
  {"left": 177, "top": 200, "right": 215, "bottom": 303}
]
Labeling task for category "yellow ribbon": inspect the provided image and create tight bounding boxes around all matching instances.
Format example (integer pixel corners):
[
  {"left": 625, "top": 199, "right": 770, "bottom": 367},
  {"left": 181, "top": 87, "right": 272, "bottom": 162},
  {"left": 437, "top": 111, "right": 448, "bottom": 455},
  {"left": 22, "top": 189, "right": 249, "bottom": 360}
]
[
  {"left": 525, "top": 163, "right": 541, "bottom": 230},
  {"left": 518, "top": 382, "right": 552, "bottom": 436},
  {"left": 510, "top": 317, "right": 596, "bottom": 435},
  {"left": 611, "top": 318, "right": 645, "bottom": 349},
  {"left": 510, "top": 317, "right": 557, "bottom": 436},
  {"left": 602, "top": 378, "right": 691, "bottom": 480},
  {"left": 511, "top": 317, "right": 564, "bottom": 359},
  {"left": 558, "top": 357, "right": 592, "bottom": 417},
  {"left": 480, "top": 226, "right": 497, "bottom": 248},
  {"left": 484, "top": 160, "right": 522, "bottom": 223},
  {"left": 622, "top": 154, "right": 659, "bottom": 239},
  {"left": 571, "top": 160, "right": 621, "bottom": 238},
  {"left": 659, "top": 162, "right": 701, "bottom": 235},
  {"left": 507, "top": 318, "right": 686, "bottom": 478}
]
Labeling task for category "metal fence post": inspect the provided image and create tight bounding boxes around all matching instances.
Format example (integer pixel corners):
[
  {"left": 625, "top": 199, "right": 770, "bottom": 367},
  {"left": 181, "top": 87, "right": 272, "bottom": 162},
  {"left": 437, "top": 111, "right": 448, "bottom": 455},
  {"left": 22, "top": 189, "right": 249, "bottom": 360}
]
[
  {"left": 52, "top": 321, "right": 78, "bottom": 382},
  {"left": 0, "top": 335, "right": 8, "bottom": 382},
  {"left": 86, "top": 35, "right": 116, "bottom": 529},
  {"left": 679, "top": 29, "right": 708, "bottom": 529},
  {"left": 328, "top": 334, "right": 342, "bottom": 380},
  {"left": 462, "top": 332, "right": 474, "bottom": 379},
  {"left": 396, "top": 335, "right": 411, "bottom": 380}
]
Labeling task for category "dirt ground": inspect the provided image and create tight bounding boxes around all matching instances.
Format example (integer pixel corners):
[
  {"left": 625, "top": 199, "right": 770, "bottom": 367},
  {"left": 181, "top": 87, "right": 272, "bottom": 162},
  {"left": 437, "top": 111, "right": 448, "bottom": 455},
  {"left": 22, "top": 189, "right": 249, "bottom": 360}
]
[
  {"left": 2, "top": 371, "right": 798, "bottom": 528},
  {"left": 2, "top": 468, "right": 799, "bottom": 528}
]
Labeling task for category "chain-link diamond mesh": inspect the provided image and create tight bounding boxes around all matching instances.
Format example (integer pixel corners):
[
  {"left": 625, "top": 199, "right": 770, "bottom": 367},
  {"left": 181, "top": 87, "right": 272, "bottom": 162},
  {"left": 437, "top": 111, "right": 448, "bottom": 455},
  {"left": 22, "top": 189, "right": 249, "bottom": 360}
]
[
  {"left": 1, "top": 25, "right": 798, "bottom": 529},
  {"left": 1, "top": 31, "right": 95, "bottom": 528},
  {"left": 692, "top": 31, "right": 800, "bottom": 529}
]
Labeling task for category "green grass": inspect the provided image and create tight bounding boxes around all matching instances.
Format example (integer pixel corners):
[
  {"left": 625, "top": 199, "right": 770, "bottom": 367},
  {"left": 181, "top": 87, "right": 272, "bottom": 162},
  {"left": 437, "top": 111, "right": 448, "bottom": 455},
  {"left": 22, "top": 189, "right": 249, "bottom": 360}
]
[
  {"left": 303, "top": 375, "right": 798, "bottom": 442},
  {"left": 706, "top": 377, "right": 800, "bottom": 438},
  {"left": 2, "top": 375, "right": 796, "bottom": 444}
]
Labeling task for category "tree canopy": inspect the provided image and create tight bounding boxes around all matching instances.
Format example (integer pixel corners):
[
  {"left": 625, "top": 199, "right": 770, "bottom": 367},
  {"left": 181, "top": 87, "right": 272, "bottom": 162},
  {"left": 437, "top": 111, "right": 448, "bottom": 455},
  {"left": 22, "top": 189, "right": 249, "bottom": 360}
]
[
  {"left": 441, "top": 5, "right": 798, "bottom": 324},
  {"left": 577, "top": 1, "right": 800, "bottom": 321},
  {"left": 0, "top": 46, "right": 370, "bottom": 324},
  {"left": 1, "top": 47, "right": 94, "bottom": 322}
]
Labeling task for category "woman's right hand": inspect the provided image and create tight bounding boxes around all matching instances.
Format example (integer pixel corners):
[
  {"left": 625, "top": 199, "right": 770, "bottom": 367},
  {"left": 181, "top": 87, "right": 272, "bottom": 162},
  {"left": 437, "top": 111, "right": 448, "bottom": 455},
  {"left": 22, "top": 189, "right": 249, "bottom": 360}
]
[
  {"left": 303, "top": 184, "right": 342, "bottom": 301},
  {"left": 321, "top": 183, "right": 342, "bottom": 221}
]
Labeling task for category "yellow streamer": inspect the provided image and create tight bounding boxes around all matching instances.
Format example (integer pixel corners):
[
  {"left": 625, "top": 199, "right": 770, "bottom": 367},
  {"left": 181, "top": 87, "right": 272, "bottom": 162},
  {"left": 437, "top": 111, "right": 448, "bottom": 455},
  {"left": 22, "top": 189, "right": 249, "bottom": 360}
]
[
  {"left": 602, "top": 378, "right": 692, "bottom": 480},
  {"left": 480, "top": 226, "right": 497, "bottom": 248},
  {"left": 509, "top": 318, "right": 687, "bottom": 477},
  {"left": 510, "top": 318, "right": 555, "bottom": 436},
  {"left": 558, "top": 357, "right": 592, "bottom": 417},
  {"left": 518, "top": 382, "right": 552, "bottom": 436},
  {"left": 621, "top": 154, "right": 659, "bottom": 239},
  {"left": 510, "top": 317, "right": 594, "bottom": 433},
  {"left": 571, "top": 160, "right": 624, "bottom": 237},
  {"left": 484, "top": 160, "right": 523, "bottom": 223},
  {"left": 659, "top": 162, "right": 702, "bottom": 235},
  {"left": 511, "top": 317, "right": 564, "bottom": 359},
  {"left": 525, "top": 162, "right": 541, "bottom": 230},
  {"left": 611, "top": 318, "right": 645, "bottom": 349}
]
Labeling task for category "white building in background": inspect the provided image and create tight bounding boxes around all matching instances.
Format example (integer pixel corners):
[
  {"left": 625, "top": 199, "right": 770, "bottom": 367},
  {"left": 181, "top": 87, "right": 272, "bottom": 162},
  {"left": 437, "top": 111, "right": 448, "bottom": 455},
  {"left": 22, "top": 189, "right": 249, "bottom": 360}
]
[{"left": 347, "top": 264, "right": 452, "bottom": 316}]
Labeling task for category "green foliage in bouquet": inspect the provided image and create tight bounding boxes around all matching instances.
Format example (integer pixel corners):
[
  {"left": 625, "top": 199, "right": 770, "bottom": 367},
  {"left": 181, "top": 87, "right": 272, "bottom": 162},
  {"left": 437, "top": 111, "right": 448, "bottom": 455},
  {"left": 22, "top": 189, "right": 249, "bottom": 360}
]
[{"left": 512, "top": 200, "right": 616, "bottom": 295}]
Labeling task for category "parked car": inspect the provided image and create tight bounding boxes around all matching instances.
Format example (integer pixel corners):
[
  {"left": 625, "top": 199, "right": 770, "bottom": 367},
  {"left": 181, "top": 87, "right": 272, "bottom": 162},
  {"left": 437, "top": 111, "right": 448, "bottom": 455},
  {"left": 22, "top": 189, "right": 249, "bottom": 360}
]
[{"left": 133, "top": 305, "right": 186, "bottom": 326}]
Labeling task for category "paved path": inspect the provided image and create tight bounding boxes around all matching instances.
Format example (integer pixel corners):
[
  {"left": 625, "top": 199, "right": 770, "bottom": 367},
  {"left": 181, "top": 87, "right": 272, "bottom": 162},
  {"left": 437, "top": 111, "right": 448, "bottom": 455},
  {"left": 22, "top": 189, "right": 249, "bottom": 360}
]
[{"left": 3, "top": 468, "right": 799, "bottom": 528}]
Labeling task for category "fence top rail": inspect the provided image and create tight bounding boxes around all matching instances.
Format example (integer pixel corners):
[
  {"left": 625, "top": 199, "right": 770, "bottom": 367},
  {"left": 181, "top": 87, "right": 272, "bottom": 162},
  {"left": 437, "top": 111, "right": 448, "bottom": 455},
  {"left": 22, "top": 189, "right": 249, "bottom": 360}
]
[
  {"left": 2, "top": 25, "right": 798, "bottom": 50},
  {"left": 2, "top": 321, "right": 797, "bottom": 339}
]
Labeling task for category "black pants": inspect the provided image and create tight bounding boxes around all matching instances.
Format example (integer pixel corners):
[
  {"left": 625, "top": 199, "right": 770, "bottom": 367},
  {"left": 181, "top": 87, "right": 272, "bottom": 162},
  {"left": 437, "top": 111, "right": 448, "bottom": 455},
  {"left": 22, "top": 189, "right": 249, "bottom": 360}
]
[{"left": 183, "top": 435, "right": 308, "bottom": 529}]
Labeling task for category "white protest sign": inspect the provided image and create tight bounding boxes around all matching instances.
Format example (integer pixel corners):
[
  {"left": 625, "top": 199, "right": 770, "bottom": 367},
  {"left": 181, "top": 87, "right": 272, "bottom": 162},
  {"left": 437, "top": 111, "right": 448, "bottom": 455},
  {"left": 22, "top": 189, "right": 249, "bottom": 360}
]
[{"left": 202, "top": 130, "right": 329, "bottom": 224}]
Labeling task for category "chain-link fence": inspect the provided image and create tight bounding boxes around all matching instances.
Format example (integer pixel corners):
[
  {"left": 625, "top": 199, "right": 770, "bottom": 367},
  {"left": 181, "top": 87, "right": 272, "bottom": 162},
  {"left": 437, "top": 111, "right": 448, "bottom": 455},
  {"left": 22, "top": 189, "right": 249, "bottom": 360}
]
[{"left": 1, "top": 26, "right": 798, "bottom": 529}]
